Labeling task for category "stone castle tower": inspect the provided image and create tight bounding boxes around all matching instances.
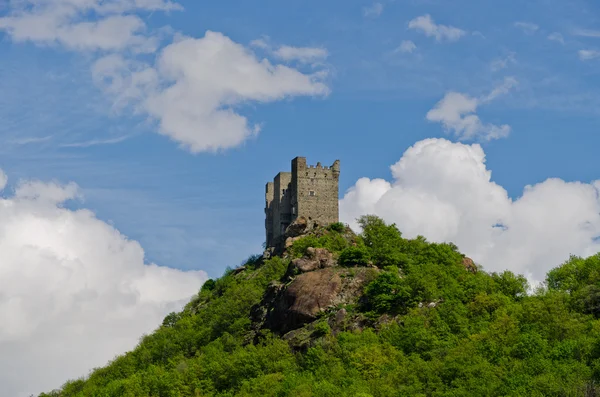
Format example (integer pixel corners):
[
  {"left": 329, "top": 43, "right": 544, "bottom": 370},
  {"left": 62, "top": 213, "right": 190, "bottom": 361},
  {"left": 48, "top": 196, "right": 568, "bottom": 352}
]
[{"left": 265, "top": 157, "right": 340, "bottom": 247}]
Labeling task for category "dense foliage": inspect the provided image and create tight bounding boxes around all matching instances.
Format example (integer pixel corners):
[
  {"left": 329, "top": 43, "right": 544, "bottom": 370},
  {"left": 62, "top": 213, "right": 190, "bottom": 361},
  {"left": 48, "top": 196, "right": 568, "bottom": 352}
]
[{"left": 41, "top": 216, "right": 600, "bottom": 396}]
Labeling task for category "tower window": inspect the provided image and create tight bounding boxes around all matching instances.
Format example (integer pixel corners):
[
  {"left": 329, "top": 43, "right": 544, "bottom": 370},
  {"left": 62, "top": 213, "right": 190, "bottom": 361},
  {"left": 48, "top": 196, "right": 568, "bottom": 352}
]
[{"left": 309, "top": 190, "right": 316, "bottom": 197}]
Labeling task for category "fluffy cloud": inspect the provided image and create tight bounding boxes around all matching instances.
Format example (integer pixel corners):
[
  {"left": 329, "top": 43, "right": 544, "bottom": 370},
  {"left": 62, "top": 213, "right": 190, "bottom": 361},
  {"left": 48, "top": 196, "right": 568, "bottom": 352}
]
[
  {"left": 396, "top": 40, "right": 417, "bottom": 54},
  {"left": 426, "top": 77, "right": 517, "bottom": 141},
  {"left": 340, "top": 138, "right": 600, "bottom": 283},
  {"left": 0, "top": 0, "right": 180, "bottom": 51},
  {"left": 94, "top": 31, "right": 330, "bottom": 152},
  {"left": 0, "top": 171, "right": 207, "bottom": 397},
  {"left": 579, "top": 50, "right": 600, "bottom": 61},
  {"left": 1, "top": 1, "right": 329, "bottom": 153},
  {"left": 514, "top": 21, "right": 539, "bottom": 34},
  {"left": 408, "top": 14, "right": 465, "bottom": 42}
]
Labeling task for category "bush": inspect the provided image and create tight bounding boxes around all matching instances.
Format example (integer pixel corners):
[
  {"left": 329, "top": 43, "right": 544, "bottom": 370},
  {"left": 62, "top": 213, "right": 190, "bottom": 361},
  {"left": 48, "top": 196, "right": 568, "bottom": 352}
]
[
  {"left": 328, "top": 222, "right": 346, "bottom": 233},
  {"left": 339, "top": 246, "right": 371, "bottom": 267},
  {"left": 313, "top": 321, "right": 331, "bottom": 336}
]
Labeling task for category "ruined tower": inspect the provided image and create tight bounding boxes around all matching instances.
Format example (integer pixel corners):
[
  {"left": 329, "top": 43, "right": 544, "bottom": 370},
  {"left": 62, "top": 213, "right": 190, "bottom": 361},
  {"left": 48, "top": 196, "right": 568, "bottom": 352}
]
[{"left": 265, "top": 157, "right": 340, "bottom": 247}]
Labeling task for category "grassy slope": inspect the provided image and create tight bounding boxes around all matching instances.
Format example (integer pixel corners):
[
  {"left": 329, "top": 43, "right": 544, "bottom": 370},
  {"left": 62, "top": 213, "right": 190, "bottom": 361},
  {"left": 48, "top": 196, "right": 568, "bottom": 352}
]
[{"left": 41, "top": 217, "right": 600, "bottom": 397}]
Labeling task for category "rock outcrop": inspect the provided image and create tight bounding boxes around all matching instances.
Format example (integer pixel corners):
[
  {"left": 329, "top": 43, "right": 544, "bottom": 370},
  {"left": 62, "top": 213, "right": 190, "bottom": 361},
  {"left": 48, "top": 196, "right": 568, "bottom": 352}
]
[
  {"left": 290, "top": 247, "right": 336, "bottom": 273},
  {"left": 462, "top": 256, "right": 477, "bottom": 273},
  {"left": 253, "top": 264, "right": 379, "bottom": 336}
]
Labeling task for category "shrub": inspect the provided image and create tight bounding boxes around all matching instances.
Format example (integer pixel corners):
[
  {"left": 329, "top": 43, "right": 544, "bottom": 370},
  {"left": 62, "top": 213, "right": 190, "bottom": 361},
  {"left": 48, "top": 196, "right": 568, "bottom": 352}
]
[
  {"left": 313, "top": 321, "right": 331, "bottom": 336},
  {"left": 339, "top": 246, "right": 371, "bottom": 267},
  {"left": 328, "top": 222, "right": 345, "bottom": 233}
]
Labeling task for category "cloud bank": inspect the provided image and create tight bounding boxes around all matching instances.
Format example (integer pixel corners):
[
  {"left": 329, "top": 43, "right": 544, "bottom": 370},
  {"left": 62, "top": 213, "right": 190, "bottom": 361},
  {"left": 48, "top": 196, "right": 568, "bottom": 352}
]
[
  {"left": 340, "top": 138, "right": 600, "bottom": 283},
  {"left": 0, "top": 171, "right": 207, "bottom": 397}
]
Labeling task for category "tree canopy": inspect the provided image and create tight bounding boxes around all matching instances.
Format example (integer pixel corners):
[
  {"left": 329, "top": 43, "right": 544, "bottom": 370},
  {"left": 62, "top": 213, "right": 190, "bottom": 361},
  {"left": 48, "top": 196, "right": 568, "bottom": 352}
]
[{"left": 41, "top": 216, "right": 600, "bottom": 397}]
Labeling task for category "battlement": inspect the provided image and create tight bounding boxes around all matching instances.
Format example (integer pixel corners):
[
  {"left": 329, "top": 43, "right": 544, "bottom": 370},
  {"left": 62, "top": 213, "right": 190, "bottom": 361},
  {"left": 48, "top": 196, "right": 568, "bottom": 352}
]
[{"left": 265, "top": 156, "right": 340, "bottom": 247}]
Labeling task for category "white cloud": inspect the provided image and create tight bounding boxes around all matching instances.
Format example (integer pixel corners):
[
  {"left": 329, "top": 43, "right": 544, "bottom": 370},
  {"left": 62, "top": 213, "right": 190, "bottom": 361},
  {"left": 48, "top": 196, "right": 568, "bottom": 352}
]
[
  {"left": 396, "top": 40, "right": 417, "bottom": 54},
  {"left": 0, "top": 170, "right": 206, "bottom": 397},
  {"left": 363, "top": 2, "right": 384, "bottom": 18},
  {"left": 574, "top": 29, "right": 600, "bottom": 38},
  {"left": 490, "top": 52, "right": 517, "bottom": 72},
  {"left": 547, "top": 32, "right": 565, "bottom": 44},
  {"left": 273, "top": 45, "right": 329, "bottom": 63},
  {"left": 426, "top": 77, "right": 517, "bottom": 141},
  {"left": 0, "top": 170, "right": 7, "bottom": 191},
  {"left": 340, "top": 138, "right": 600, "bottom": 284},
  {"left": 0, "top": 0, "right": 180, "bottom": 52},
  {"left": 408, "top": 14, "right": 466, "bottom": 42},
  {"left": 60, "top": 135, "right": 132, "bottom": 148},
  {"left": 514, "top": 21, "right": 539, "bottom": 34},
  {"left": 579, "top": 50, "right": 600, "bottom": 61},
  {"left": 1, "top": 2, "right": 329, "bottom": 154},
  {"left": 94, "top": 31, "right": 330, "bottom": 153}
]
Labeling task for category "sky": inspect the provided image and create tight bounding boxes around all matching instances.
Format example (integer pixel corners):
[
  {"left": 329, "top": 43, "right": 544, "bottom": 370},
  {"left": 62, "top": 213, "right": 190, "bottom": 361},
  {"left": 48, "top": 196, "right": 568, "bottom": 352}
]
[{"left": 1, "top": 0, "right": 600, "bottom": 395}]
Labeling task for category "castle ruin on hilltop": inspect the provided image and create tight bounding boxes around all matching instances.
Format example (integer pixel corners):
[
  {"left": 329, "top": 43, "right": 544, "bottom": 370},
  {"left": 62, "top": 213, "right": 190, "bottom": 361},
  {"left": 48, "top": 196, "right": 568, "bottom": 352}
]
[{"left": 265, "top": 157, "right": 340, "bottom": 247}]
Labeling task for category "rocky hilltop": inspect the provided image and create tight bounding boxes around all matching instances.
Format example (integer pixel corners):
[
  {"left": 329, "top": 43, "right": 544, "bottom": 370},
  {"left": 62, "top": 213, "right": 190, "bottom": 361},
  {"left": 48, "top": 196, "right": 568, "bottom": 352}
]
[{"left": 40, "top": 215, "right": 600, "bottom": 397}]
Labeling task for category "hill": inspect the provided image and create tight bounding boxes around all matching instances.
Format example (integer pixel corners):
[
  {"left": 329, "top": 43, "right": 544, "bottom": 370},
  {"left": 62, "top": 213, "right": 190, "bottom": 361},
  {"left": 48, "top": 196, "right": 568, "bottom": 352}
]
[{"left": 40, "top": 215, "right": 600, "bottom": 396}]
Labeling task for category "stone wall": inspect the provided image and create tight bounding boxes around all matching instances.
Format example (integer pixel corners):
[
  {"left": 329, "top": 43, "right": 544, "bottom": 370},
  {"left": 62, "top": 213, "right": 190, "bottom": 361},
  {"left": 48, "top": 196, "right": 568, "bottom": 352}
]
[
  {"left": 265, "top": 157, "right": 339, "bottom": 247},
  {"left": 272, "top": 172, "right": 292, "bottom": 242},
  {"left": 293, "top": 158, "right": 340, "bottom": 226},
  {"left": 265, "top": 182, "right": 274, "bottom": 246}
]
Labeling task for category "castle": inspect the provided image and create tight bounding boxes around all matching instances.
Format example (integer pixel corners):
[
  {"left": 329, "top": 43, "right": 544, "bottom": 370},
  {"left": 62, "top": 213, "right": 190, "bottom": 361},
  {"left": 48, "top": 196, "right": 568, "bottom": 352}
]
[{"left": 265, "top": 157, "right": 340, "bottom": 247}]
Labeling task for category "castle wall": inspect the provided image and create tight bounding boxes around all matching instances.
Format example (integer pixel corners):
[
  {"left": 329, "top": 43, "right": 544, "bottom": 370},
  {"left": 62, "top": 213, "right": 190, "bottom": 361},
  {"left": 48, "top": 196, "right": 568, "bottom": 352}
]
[
  {"left": 265, "top": 182, "right": 274, "bottom": 246},
  {"left": 272, "top": 172, "right": 292, "bottom": 241},
  {"left": 265, "top": 157, "right": 339, "bottom": 248},
  {"left": 293, "top": 159, "right": 340, "bottom": 226}
]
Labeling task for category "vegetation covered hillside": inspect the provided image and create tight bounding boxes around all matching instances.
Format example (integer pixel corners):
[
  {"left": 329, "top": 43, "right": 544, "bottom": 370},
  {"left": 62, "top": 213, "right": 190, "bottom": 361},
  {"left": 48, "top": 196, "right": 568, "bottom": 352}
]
[{"left": 41, "top": 216, "right": 600, "bottom": 397}]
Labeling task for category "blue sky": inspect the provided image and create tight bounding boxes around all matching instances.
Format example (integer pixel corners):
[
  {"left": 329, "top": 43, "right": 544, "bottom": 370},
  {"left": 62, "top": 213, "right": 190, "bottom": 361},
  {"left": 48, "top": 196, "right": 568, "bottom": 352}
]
[
  {"left": 3, "top": 0, "right": 600, "bottom": 395},
  {"left": 1, "top": 0, "right": 600, "bottom": 280}
]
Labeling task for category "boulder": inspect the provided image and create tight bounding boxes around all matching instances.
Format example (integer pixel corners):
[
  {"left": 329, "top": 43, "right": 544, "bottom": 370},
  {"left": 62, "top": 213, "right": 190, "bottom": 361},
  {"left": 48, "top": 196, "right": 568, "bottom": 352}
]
[
  {"left": 285, "top": 216, "right": 311, "bottom": 238},
  {"left": 291, "top": 247, "right": 336, "bottom": 273},
  {"left": 262, "top": 267, "right": 379, "bottom": 334}
]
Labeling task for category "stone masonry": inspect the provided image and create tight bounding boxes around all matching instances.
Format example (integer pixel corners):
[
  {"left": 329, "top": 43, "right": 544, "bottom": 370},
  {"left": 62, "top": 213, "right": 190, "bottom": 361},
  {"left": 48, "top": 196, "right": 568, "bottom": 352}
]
[{"left": 265, "top": 157, "right": 340, "bottom": 247}]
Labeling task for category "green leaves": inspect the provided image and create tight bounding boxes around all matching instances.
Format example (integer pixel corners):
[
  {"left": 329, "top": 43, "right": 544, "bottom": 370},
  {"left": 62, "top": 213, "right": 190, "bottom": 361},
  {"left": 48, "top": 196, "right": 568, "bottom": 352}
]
[{"left": 41, "top": 215, "right": 600, "bottom": 397}]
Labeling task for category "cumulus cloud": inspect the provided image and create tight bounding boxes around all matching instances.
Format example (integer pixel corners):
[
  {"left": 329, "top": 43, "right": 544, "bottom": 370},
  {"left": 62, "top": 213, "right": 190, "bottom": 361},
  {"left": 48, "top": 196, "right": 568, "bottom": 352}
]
[
  {"left": 0, "top": 0, "right": 180, "bottom": 51},
  {"left": 363, "top": 2, "right": 384, "bottom": 18},
  {"left": 395, "top": 40, "right": 417, "bottom": 54},
  {"left": 0, "top": 171, "right": 206, "bottom": 397},
  {"left": 548, "top": 32, "right": 565, "bottom": 44},
  {"left": 340, "top": 138, "right": 600, "bottom": 283},
  {"left": 426, "top": 77, "right": 517, "bottom": 141},
  {"left": 408, "top": 14, "right": 466, "bottom": 42},
  {"left": 1, "top": 2, "right": 329, "bottom": 153},
  {"left": 94, "top": 31, "right": 330, "bottom": 152},
  {"left": 514, "top": 21, "right": 539, "bottom": 34},
  {"left": 579, "top": 50, "right": 600, "bottom": 61}
]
